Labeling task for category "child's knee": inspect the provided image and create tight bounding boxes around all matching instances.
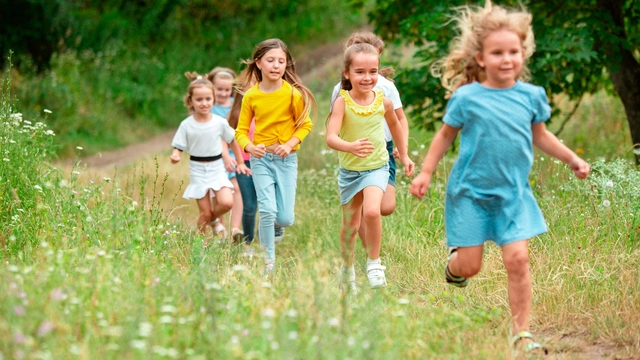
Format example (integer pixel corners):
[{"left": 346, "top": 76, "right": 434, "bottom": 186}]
[
  {"left": 457, "top": 262, "right": 482, "bottom": 278},
  {"left": 503, "top": 250, "right": 529, "bottom": 273}
]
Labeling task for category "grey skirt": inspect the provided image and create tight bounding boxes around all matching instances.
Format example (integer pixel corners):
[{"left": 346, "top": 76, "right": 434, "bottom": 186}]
[{"left": 338, "top": 164, "right": 389, "bottom": 205}]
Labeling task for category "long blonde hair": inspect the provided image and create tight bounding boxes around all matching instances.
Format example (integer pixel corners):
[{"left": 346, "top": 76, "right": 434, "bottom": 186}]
[
  {"left": 235, "top": 38, "right": 317, "bottom": 128},
  {"left": 432, "top": 0, "right": 535, "bottom": 98}
]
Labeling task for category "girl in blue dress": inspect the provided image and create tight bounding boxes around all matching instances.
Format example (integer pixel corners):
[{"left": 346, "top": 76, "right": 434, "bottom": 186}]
[{"left": 409, "top": 1, "right": 590, "bottom": 356}]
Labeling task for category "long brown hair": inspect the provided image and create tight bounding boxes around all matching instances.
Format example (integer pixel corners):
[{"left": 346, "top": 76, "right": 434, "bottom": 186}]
[{"left": 235, "top": 38, "right": 317, "bottom": 128}]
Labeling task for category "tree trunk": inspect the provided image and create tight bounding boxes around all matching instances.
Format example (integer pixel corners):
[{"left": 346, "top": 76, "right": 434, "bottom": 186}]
[{"left": 599, "top": 0, "right": 640, "bottom": 164}]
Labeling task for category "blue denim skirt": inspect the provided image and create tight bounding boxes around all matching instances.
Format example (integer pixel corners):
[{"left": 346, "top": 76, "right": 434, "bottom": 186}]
[{"left": 338, "top": 164, "right": 389, "bottom": 205}]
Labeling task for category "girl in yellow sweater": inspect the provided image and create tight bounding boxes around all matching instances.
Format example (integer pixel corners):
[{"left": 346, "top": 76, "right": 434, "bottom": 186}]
[{"left": 235, "top": 39, "right": 317, "bottom": 275}]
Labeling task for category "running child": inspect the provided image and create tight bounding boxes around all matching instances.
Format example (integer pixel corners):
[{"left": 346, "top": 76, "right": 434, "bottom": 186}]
[
  {"left": 330, "top": 31, "right": 409, "bottom": 251},
  {"left": 235, "top": 38, "right": 317, "bottom": 275},
  {"left": 171, "top": 72, "right": 250, "bottom": 240},
  {"left": 206, "top": 67, "right": 244, "bottom": 244},
  {"left": 409, "top": 2, "right": 590, "bottom": 355},
  {"left": 326, "top": 43, "right": 414, "bottom": 289}
]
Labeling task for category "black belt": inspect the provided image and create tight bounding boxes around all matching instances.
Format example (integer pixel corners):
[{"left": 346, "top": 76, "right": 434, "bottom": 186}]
[{"left": 190, "top": 154, "right": 222, "bottom": 162}]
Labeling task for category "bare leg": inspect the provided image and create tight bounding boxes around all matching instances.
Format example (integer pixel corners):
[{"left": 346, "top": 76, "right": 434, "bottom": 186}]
[
  {"left": 341, "top": 193, "right": 363, "bottom": 267},
  {"left": 358, "top": 183, "right": 395, "bottom": 249},
  {"left": 195, "top": 194, "right": 214, "bottom": 234},
  {"left": 229, "top": 178, "right": 243, "bottom": 231},
  {"left": 448, "top": 245, "right": 484, "bottom": 278},
  {"left": 361, "top": 186, "right": 384, "bottom": 260},
  {"left": 501, "top": 240, "right": 532, "bottom": 335}
]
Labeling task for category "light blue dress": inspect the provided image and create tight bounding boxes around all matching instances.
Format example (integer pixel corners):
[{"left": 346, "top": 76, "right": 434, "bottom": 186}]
[
  {"left": 212, "top": 101, "right": 236, "bottom": 179},
  {"left": 443, "top": 81, "right": 551, "bottom": 247}
]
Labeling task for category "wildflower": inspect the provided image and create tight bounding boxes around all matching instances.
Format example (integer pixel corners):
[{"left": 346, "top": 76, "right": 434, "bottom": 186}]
[
  {"left": 50, "top": 288, "right": 67, "bottom": 301},
  {"left": 327, "top": 317, "right": 340, "bottom": 327},
  {"left": 103, "top": 177, "right": 111, "bottom": 182},
  {"left": 37, "top": 320, "right": 55, "bottom": 337},
  {"left": 44, "top": 109, "right": 52, "bottom": 114},
  {"left": 44, "top": 130, "right": 55, "bottom": 136},
  {"left": 138, "top": 322, "right": 153, "bottom": 337},
  {"left": 14, "top": 305, "right": 25, "bottom": 316},
  {"left": 286, "top": 309, "right": 298, "bottom": 318},
  {"left": 606, "top": 180, "right": 614, "bottom": 187},
  {"left": 130, "top": 340, "right": 147, "bottom": 350},
  {"left": 76, "top": 146, "right": 83, "bottom": 150},
  {"left": 160, "top": 305, "right": 177, "bottom": 313},
  {"left": 262, "top": 308, "right": 276, "bottom": 318},
  {"left": 288, "top": 331, "right": 298, "bottom": 340},
  {"left": 3, "top": 158, "right": 9, "bottom": 162},
  {"left": 603, "top": 200, "right": 611, "bottom": 207},
  {"left": 34, "top": 185, "right": 43, "bottom": 191},
  {"left": 576, "top": 148, "right": 584, "bottom": 155},
  {"left": 159, "top": 315, "right": 173, "bottom": 324},
  {"left": 397, "top": 298, "right": 410, "bottom": 305},
  {"left": 634, "top": 147, "right": 640, "bottom": 155}
]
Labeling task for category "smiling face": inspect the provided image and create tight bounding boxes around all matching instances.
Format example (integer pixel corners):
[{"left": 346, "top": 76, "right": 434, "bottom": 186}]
[
  {"left": 213, "top": 77, "right": 233, "bottom": 107},
  {"left": 256, "top": 48, "right": 287, "bottom": 84},
  {"left": 475, "top": 28, "right": 524, "bottom": 88},
  {"left": 344, "top": 52, "right": 379, "bottom": 96},
  {"left": 189, "top": 85, "right": 214, "bottom": 118}
]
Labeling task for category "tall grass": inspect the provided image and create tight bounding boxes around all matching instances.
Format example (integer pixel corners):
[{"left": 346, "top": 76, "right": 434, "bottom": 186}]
[{"left": 1, "top": 65, "right": 639, "bottom": 359}]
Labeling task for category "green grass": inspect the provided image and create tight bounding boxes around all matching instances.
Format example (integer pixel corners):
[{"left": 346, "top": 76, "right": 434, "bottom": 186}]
[{"left": 2, "top": 58, "right": 640, "bottom": 359}]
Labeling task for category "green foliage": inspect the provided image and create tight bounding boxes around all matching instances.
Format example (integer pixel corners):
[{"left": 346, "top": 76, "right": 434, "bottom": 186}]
[
  {"left": 0, "top": 81, "right": 639, "bottom": 357},
  {"left": 3, "top": 0, "right": 365, "bottom": 157},
  {"left": 364, "top": 0, "right": 638, "bottom": 133}
]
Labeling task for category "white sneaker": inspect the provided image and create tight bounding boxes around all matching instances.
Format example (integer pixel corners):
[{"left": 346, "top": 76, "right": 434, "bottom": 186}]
[
  {"left": 264, "top": 263, "right": 275, "bottom": 277},
  {"left": 274, "top": 224, "right": 285, "bottom": 244},
  {"left": 367, "top": 263, "right": 387, "bottom": 288}
]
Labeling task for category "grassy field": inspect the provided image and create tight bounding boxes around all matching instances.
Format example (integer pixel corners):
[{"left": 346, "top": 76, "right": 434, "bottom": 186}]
[{"left": 1, "top": 58, "right": 640, "bottom": 360}]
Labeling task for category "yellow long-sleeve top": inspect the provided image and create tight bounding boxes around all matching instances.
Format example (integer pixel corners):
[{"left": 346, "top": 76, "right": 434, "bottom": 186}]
[{"left": 235, "top": 80, "right": 313, "bottom": 151}]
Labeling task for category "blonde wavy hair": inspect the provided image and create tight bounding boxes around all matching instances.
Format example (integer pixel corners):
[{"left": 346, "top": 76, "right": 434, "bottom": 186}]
[{"left": 431, "top": 0, "right": 535, "bottom": 98}]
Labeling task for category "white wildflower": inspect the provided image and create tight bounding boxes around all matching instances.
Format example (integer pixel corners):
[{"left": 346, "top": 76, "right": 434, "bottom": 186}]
[
  {"left": 603, "top": 200, "right": 611, "bottom": 207},
  {"left": 44, "top": 109, "right": 52, "bottom": 114}
]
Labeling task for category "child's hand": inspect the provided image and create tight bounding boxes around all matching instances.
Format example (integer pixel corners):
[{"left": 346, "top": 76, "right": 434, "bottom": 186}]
[
  {"left": 274, "top": 143, "right": 293, "bottom": 158},
  {"left": 236, "top": 163, "right": 251, "bottom": 176},
  {"left": 170, "top": 150, "right": 181, "bottom": 164},
  {"left": 223, "top": 155, "right": 237, "bottom": 173},
  {"left": 569, "top": 157, "right": 590, "bottom": 179},
  {"left": 409, "top": 172, "right": 432, "bottom": 200},
  {"left": 392, "top": 147, "right": 400, "bottom": 159},
  {"left": 247, "top": 143, "right": 266, "bottom": 159},
  {"left": 350, "top": 137, "right": 374, "bottom": 158},
  {"left": 400, "top": 155, "right": 415, "bottom": 177}
]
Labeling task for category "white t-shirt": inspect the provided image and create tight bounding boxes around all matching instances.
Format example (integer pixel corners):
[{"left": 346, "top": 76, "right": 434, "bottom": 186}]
[{"left": 330, "top": 76, "right": 403, "bottom": 142}]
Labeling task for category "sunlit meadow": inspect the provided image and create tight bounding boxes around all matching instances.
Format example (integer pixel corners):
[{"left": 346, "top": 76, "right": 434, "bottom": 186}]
[{"left": 1, "top": 67, "right": 639, "bottom": 360}]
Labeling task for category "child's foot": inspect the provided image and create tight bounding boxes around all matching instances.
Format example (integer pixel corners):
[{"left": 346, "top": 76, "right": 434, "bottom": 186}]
[
  {"left": 512, "top": 331, "right": 548, "bottom": 357},
  {"left": 231, "top": 228, "right": 244, "bottom": 245},
  {"left": 212, "top": 219, "right": 228, "bottom": 239},
  {"left": 274, "top": 224, "right": 285, "bottom": 244},
  {"left": 367, "top": 263, "right": 387, "bottom": 288},
  {"left": 445, "top": 247, "right": 469, "bottom": 287},
  {"left": 264, "top": 263, "right": 275, "bottom": 277}
]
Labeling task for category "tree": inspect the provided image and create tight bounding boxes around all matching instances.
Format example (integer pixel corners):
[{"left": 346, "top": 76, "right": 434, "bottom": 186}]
[{"left": 365, "top": 0, "right": 640, "bottom": 163}]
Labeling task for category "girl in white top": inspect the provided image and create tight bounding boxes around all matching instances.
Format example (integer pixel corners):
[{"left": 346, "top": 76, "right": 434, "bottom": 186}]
[{"left": 171, "top": 72, "right": 250, "bottom": 239}]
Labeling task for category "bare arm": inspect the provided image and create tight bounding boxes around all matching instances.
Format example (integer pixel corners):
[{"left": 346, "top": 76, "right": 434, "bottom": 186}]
[
  {"left": 532, "top": 122, "right": 590, "bottom": 179},
  {"left": 409, "top": 123, "right": 460, "bottom": 200},
  {"left": 384, "top": 99, "right": 414, "bottom": 177},
  {"left": 325, "top": 97, "right": 374, "bottom": 157}
]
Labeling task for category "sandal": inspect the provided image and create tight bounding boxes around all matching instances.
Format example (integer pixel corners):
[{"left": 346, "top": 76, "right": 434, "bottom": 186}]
[{"left": 512, "top": 331, "right": 548, "bottom": 357}]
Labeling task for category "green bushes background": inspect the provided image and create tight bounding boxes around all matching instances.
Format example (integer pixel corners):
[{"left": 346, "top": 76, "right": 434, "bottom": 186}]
[{"left": 1, "top": 0, "right": 366, "bottom": 157}]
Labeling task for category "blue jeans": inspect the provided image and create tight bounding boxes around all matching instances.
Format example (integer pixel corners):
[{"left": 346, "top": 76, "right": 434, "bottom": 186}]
[
  {"left": 251, "top": 153, "right": 298, "bottom": 263},
  {"left": 236, "top": 161, "right": 257, "bottom": 244}
]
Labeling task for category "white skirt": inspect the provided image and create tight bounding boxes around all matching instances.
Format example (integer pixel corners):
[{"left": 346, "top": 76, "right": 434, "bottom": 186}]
[{"left": 183, "top": 160, "right": 234, "bottom": 200}]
